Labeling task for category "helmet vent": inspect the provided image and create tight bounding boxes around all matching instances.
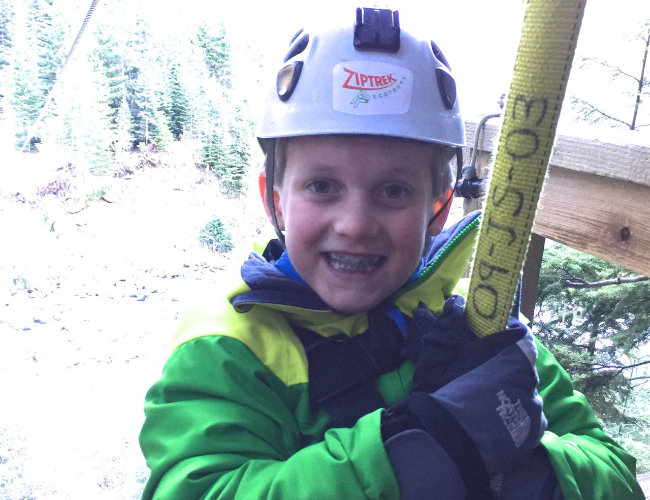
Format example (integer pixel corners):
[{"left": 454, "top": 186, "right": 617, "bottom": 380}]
[
  {"left": 436, "top": 66, "right": 457, "bottom": 109},
  {"left": 277, "top": 61, "right": 303, "bottom": 101},
  {"left": 284, "top": 33, "right": 310, "bottom": 63},
  {"left": 289, "top": 29, "right": 304, "bottom": 45},
  {"left": 430, "top": 41, "right": 451, "bottom": 71}
]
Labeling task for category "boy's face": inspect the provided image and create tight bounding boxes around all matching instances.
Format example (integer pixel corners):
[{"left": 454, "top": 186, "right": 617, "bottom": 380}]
[{"left": 271, "top": 135, "right": 445, "bottom": 314}]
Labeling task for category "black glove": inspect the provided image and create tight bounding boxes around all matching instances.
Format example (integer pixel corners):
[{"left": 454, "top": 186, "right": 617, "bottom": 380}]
[
  {"left": 383, "top": 295, "right": 547, "bottom": 499},
  {"left": 403, "top": 296, "right": 476, "bottom": 393}
]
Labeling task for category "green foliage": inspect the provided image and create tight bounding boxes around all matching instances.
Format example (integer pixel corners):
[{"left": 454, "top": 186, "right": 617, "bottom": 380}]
[
  {"left": 91, "top": 24, "right": 128, "bottom": 127},
  {"left": 200, "top": 102, "right": 252, "bottom": 196},
  {"left": 0, "top": 0, "right": 14, "bottom": 70},
  {"left": 32, "top": 0, "right": 67, "bottom": 93},
  {"left": 536, "top": 244, "right": 650, "bottom": 352},
  {"left": 223, "top": 105, "right": 251, "bottom": 193},
  {"left": 114, "top": 94, "right": 134, "bottom": 155},
  {"left": 603, "top": 386, "right": 650, "bottom": 473},
  {"left": 85, "top": 185, "right": 110, "bottom": 205},
  {"left": 151, "top": 107, "right": 173, "bottom": 149},
  {"left": 12, "top": 274, "right": 29, "bottom": 289},
  {"left": 199, "top": 215, "right": 234, "bottom": 253},
  {"left": 162, "top": 64, "right": 190, "bottom": 140},
  {"left": 201, "top": 127, "right": 227, "bottom": 169},
  {"left": 534, "top": 243, "right": 649, "bottom": 428},
  {"left": 3, "top": 0, "right": 246, "bottom": 161},
  {"left": 42, "top": 213, "right": 54, "bottom": 232},
  {"left": 196, "top": 23, "right": 232, "bottom": 87},
  {"left": 10, "top": 56, "right": 42, "bottom": 146}
]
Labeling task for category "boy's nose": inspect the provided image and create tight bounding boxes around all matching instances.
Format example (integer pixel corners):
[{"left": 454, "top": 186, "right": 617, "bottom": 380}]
[{"left": 332, "top": 198, "right": 380, "bottom": 240}]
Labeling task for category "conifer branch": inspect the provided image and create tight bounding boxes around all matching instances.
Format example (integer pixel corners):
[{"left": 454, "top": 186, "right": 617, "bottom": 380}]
[
  {"left": 580, "top": 359, "right": 650, "bottom": 371},
  {"left": 561, "top": 275, "right": 648, "bottom": 288}
]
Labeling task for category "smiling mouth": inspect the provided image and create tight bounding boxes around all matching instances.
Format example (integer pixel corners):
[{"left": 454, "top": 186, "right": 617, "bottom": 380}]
[{"left": 326, "top": 253, "right": 384, "bottom": 273}]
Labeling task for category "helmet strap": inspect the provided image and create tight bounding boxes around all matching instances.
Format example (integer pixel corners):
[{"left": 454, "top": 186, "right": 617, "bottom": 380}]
[
  {"left": 265, "top": 140, "right": 286, "bottom": 246},
  {"left": 428, "top": 189, "right": 453, "bottom": 228},
  {"left": 428, "top": 147, "right": 463, "bottom": 229}
]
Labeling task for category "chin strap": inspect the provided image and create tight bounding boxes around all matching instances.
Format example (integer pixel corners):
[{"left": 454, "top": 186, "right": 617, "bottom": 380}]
[
  {"left": 427, "top": 190, "right": 453, "bottom": 229},
  {"left": 265, "top": 140, "right": 286, "bottom": 246},
  {"left": 427, "top": 147, "right": 462, "bottom": 230}
]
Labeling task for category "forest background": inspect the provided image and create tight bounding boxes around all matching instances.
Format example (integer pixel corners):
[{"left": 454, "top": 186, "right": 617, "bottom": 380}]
[{"left": 0, "top": 0, "right": 648, "bottom": 498}]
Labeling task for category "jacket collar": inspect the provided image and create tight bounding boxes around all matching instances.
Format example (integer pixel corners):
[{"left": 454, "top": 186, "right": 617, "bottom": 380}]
[{"left": 230, "top": 211, "right": 481, "bottom": 336}]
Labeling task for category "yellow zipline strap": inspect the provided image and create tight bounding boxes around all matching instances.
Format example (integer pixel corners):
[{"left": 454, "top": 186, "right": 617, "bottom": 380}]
[{"left": 465, "top": 0, "right": 588, "bottom": 337}]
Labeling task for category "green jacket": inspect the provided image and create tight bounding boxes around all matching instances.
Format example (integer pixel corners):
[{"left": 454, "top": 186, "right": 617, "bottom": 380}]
[{"left": 139, "top": 214, "right": 643, "bottom": 499}]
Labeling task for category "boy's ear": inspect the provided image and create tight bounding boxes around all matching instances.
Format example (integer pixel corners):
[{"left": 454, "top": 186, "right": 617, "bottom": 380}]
[
  {"left": 426, "top": 190, "right": 453, "bottom": 237},
  {"left": 258, "top": 171, "right": 285, "bottom": 230}
]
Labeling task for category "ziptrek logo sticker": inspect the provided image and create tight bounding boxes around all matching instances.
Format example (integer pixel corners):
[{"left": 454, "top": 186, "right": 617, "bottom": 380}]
[{"left": 333, "top": 61, "right": 413, "bottom": 115}]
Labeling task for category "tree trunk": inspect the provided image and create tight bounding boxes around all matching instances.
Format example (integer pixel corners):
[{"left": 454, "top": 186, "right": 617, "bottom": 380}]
[{"left": 630, "top": 26, "right": 649, "bottom": 130}]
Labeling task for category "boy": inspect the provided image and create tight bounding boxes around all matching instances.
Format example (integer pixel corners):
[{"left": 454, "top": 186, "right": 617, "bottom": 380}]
[{"left": 139, "top": 8, "right": 644, "bottom": 499}]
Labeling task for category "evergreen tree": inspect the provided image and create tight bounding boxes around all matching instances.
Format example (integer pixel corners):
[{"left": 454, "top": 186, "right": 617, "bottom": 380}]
[
  {"left": 91, "top": 23, "right": 127, "bottom": 129},
  {"left": 55, "top": 52, "right": 113, "bottom": 174},
  {"left": 534, "top": 243, "right": 650, "bottom": 424},
  {"left": 10, "top": 50, "right": 42, "bottom": 147},
  {"left": 199, "top": 215, "right": 234, "bottom": 253},
  {"left": 114, "top": 94, "right": 134, "bottom": 157},
  {"left": 201, "top": 124, "right": 228, "bottom": 172},
  {"left": 0, "top": 0, "right": 14, "bottom": 71},
  {"left": 122, "top": 15, "right": 173, "bottom": 149},
  {"left": 31, "top": 0, "right": 67, "bottom": 96},
  {"left": 222, "top": 104, "right": 251, "bottom": 195},
  {"left": 84, "top": 63, "right": 116, "bottom": 175},
  {"left": 8, "top": 1, "right": 41, "bottom": 146},
  {"left": 9, "top": 0, "right": 69, "bottom": 148},
  {"left": 151, "top": 106, "right": 172, "bottom": 149},
  {"left": 37, "top": 81, "right": 71, "bottom": 152},
  {"left": 196, "top": 23, "right": 232, "bottom": 88},
  {"left": 178, "top": 33, "right": 213, "bottom": 141},
  {"left": 162, "top": 63, "right": 190, "bottom": 140}
]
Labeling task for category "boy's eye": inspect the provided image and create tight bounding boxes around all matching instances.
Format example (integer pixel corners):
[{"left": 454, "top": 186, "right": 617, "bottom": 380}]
[
  {"left": 308, "top": 180, "right": 333, "bottom": 194},
  {"left": 384, "top": 184, "right": 408, "bottom": 199}
]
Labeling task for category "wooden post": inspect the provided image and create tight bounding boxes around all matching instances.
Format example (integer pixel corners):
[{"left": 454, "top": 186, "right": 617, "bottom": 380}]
[{"left": 520, "top": 233, "right": 545, "bottom": 324}]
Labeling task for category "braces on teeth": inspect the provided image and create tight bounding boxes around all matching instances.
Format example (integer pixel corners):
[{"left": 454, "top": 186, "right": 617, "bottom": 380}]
[{"left": 329, "top": 254, "right": 381, "bottom": 272}]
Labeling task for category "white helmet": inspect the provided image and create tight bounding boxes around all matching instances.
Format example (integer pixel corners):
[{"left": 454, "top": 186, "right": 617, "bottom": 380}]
[{"left": 257, "top": 7, "right": 465, "bottom": 149}]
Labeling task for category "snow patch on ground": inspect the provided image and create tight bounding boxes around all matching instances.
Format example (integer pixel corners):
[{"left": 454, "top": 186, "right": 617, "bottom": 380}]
[{"left": 0, "top": 157, "right": 266, "bottom": 499}]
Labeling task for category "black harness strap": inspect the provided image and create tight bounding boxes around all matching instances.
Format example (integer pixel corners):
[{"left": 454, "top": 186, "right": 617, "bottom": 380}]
[{"left": 292, "top": 307, "right": 406, "bottom": 428}]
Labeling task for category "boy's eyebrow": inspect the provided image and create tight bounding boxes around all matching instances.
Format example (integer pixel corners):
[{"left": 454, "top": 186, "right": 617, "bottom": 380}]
[
  {"left": 298, "top": 163, "right": 426, "bottom": 178},
  {"left": 382, "top": 166, "right": 427, "bottom": 178}
]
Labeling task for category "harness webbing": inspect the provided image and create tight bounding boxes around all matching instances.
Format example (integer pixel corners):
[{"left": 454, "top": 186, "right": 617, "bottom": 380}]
[
  {"left": 465, "top": 0, "right": 588, "bottom": 337},
  {"left": 292, "top": 307, "right": 405, "bottom": 428}
]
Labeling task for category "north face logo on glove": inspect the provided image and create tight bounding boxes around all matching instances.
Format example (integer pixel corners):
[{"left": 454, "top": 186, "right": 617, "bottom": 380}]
[{"left": 496, "top": 390, "right": 531, "bottom": 448}]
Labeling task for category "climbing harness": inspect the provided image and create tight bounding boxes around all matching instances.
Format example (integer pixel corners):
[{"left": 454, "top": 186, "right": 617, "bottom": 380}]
[
  {"left": 21, "top": 0, "right": 101, "bottom": 152},
  {"left": 465, "top": 0, "right": 588, "bottom": 337},
  {"left": 292, "top": 307, "right": 405, "bottom": 429}
]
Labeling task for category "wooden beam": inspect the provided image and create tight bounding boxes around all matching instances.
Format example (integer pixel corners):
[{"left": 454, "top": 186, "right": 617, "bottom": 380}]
[
  {"left": 465, "top": 119, "right": 650, "bottom": 187},
  {"left": 464, "top": 118, "right": 650, "bottom": 275},
  {"left": 533, "top": 166, "right": 650, "bottom": 276}
]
